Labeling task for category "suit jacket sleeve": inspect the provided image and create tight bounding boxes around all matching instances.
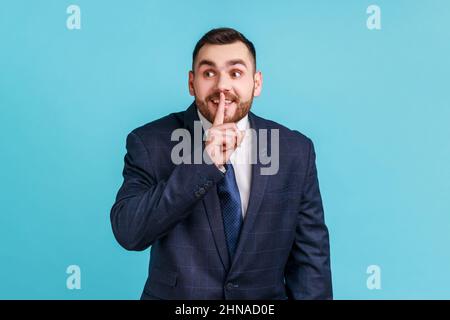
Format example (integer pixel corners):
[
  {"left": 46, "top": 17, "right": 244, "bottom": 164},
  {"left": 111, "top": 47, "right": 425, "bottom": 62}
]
[
  {"left": 284, "top": 138, "right": 333, "bottom": 299},
  {"left": 110, "top": 131, "right": 224, "bottom": 251}
]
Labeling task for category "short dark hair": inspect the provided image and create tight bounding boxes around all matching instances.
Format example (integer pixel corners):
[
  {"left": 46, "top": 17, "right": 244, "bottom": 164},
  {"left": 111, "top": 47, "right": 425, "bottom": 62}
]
[{"left": 192, "top": 27, "right": 256, "bottom": 72}]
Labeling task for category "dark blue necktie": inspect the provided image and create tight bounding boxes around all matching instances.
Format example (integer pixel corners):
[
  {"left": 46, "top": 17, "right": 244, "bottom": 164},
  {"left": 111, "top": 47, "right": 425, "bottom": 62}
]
[{"left": 217, "top": 163, "right": 243, "bottom": 260}]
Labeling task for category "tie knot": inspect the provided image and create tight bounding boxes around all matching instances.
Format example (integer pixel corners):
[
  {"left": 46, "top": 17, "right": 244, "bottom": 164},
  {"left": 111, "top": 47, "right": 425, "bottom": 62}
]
[{"left": 224, "top": 163, "right": 233, "bottom": 174}]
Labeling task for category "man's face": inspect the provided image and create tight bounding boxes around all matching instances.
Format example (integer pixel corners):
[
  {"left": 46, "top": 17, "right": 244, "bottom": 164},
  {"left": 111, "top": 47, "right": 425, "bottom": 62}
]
[{"left": 189, "top": 41, "right": 262, "bottom": 123}]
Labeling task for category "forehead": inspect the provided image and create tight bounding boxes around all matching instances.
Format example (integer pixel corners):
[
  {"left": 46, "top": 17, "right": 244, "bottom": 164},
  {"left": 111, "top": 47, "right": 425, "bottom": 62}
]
[{"left": 195, "top": 42, "right": 253, "bottom": 69}]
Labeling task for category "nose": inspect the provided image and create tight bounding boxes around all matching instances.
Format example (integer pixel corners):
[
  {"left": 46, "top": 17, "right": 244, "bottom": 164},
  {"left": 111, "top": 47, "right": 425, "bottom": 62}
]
[{"left": 216, "top": 72, "right": 232, "bottom": 92}]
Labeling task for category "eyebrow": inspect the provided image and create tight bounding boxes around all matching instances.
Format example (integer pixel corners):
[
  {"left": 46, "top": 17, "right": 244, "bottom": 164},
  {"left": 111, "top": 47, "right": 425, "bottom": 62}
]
[{"left": 197, "top": 59, "right": 248, "bottom": 69}]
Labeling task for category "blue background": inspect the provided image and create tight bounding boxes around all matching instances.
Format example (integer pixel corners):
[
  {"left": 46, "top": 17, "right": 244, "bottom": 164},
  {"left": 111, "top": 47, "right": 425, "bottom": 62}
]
[{"left": 1, "top": 0, "right": 449, "bottom": 299}]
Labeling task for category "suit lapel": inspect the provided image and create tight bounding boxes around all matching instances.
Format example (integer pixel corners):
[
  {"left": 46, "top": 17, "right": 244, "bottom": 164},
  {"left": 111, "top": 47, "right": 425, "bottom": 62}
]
[
  {"left": 229, "top": 112, "right": 270, "bottom": 272},
  {"left": 202, "top": 187, "right": 231, "bottom": 270}
]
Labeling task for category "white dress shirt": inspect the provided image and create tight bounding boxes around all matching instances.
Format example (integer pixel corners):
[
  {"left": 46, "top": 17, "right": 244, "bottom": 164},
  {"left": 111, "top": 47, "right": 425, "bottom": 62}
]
[{"left": 197, "top": 108, "right": 252, "bottom": 218}]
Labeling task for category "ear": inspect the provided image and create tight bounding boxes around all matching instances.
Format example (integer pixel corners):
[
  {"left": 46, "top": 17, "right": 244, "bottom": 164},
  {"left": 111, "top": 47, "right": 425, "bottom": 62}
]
[
  {"left": 253, "top": 71, "right": 263, "bottom": 97},
  {"left": 188, "top": 71, "right": 195, "bottom": 96}
]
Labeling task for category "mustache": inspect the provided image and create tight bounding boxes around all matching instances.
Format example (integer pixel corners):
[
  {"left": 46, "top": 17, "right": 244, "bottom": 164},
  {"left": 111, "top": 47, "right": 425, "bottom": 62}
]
[{"left": 207, "top": 92, "right": 239, "bottom": 103}]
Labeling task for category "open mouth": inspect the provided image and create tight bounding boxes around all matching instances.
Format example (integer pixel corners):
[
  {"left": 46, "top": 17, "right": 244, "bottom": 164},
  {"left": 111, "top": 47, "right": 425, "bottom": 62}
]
[{"left": 209, "top": 99, "right": 236, "bottom": 107}]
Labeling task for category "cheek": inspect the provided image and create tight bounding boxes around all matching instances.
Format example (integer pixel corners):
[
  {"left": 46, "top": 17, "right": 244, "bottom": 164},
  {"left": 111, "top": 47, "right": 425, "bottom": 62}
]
[
  {"left": 234, "top": 81, "right": 254, "bottom": 99},
  {"left": 194, "top": 80, "right": 213, "bottom": 98}
]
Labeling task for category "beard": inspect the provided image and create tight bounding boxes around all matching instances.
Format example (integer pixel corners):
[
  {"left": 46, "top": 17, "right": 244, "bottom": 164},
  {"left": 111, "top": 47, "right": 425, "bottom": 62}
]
[{"left": 195, "top": 89, "right": 254, "bottom": 124}]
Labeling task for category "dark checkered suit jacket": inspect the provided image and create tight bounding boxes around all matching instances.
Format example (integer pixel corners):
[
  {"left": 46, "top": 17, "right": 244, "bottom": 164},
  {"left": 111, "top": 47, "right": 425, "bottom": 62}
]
[{"left": 110, "top": 102, "right": 332, "bottom": 299}]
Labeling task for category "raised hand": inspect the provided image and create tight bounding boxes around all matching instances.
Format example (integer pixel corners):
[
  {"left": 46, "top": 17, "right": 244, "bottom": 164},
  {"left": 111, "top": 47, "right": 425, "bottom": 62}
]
[{"left": 205, "top": 92, "right": 245, "bottom": 169}]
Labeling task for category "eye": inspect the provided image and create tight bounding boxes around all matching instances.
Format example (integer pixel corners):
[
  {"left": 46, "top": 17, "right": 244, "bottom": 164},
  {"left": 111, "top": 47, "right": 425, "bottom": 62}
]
[
  {"left": 203, "top": 70, "right": 215, "bottom": 78},
  {"left": 231, "top": 70, "right": 243, "bottom": 78}
]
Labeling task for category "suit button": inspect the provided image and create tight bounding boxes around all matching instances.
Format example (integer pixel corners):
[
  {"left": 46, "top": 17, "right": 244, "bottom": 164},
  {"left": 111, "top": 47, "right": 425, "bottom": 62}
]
[
  {"left": 198, "top": 187, "right": 206, "bottom": 195},
  {"left": 194, "top": 191, "right": 201, "bottom": 198},
  {"left": 205, "top": 180, "right": 213, "bottom": 187},
  {"left": 226, "top": 282, "right": 237, "bottom": 290}
]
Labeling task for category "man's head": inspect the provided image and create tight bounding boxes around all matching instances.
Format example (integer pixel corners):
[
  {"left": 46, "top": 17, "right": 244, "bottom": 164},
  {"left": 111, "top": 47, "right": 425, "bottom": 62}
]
[{"left": 189, "top": 28, "right": 262, "bottom": 123}]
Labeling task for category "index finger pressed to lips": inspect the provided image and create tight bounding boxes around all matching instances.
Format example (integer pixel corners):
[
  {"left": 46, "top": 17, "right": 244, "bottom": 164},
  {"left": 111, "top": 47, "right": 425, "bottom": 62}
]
[{"left": 212, "top": 92, "right": 225, "bottom": 126}]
